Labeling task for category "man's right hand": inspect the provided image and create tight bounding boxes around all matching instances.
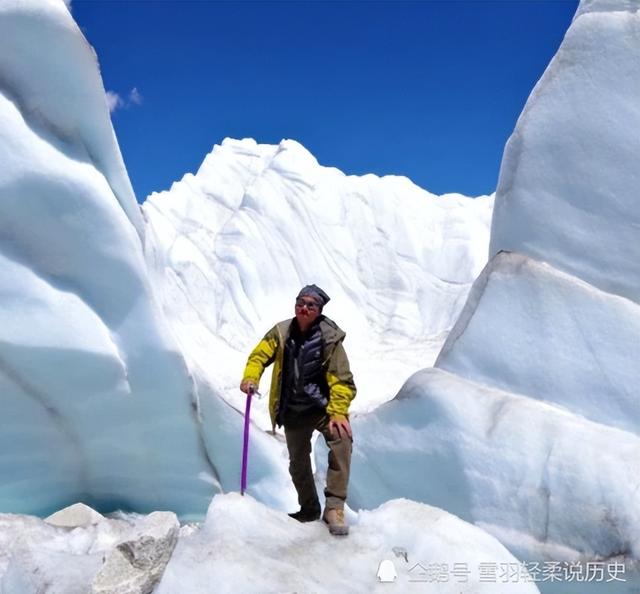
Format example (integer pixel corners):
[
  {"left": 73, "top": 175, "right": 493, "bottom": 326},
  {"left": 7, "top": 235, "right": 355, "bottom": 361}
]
[{"left": 240, "top": 379, "right": 256, "bottom": 394}]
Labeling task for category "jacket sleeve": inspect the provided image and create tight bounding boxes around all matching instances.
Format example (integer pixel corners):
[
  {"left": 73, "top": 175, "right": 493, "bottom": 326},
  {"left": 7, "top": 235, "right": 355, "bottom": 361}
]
[
  {"left": 242, "top": 326, "right": 278, "bottom": 385},
  {"left": 325, "top": 340, "right": 357, "bottom": 418}
]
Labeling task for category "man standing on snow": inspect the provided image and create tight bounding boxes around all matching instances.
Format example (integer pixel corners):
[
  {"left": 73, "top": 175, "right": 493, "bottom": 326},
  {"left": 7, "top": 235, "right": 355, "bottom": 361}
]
[{"left": 240, "top": 284, "right": 356, "bottom": 536}]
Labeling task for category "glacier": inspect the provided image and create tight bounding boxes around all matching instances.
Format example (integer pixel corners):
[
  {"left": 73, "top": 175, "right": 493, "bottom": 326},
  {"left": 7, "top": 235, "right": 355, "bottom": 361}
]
[
  {"left": 436, "top": 253, "right": 640, "bottom": 434},
  {"left": 0, "top": 0, "right": 493, "bottom": 531},
  {"left": 1, "top": 0, "right": 637, "bottom": 591},
  {"left": 348, "top": 0, "right": 640, "bottom": 579},
  {"left": 0, "top": 0, "right": 218, "bottom": 518},
  {"left": 142, "top": 136, "right": 493, "bottom": 432},
  {"left": 489, "top": 0, "right": 640, "bottom": 304},
  {"left": 0, "top": 0, "right": 502, "bottom": 590},
  {"left": 140, "top": 134, "right": 492, "bottom": 519}
]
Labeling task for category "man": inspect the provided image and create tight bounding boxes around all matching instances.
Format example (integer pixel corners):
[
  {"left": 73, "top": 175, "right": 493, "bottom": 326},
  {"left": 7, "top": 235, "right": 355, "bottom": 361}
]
[{"left": 240, "top": 284, "right": 356, "bottom": 536}]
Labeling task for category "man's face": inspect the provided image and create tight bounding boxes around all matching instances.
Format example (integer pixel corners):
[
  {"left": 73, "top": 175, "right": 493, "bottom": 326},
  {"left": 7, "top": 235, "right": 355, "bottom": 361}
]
[{"left": 295, "top": 296, "right": 321, "bottom": 329}]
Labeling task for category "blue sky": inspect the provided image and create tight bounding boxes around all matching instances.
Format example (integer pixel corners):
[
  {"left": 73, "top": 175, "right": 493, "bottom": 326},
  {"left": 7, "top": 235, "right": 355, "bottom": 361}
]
[{"left": 73, "top": 0, "right": 578, "bottom": 202}]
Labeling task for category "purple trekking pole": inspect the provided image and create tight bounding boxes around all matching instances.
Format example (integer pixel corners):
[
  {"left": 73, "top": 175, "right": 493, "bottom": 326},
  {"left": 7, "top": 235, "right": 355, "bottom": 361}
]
[{"left": 240, "top": 386, "right": 255, "bottom": 496}]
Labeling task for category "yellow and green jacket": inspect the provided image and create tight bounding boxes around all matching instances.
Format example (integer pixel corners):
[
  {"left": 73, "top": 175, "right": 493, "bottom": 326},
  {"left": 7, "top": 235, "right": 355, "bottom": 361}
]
[{"left": 242, "top": 316, "right": 356, "bottom": 430}]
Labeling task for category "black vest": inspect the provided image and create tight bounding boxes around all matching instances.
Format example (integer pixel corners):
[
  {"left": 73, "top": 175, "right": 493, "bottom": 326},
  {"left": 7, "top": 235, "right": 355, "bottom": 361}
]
[{"left": 278, "top": 319, "right": 328, "bottom": 425}]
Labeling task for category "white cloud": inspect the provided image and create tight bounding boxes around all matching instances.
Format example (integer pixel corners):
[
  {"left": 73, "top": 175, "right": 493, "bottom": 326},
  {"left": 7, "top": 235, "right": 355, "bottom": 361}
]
[
  {"left": 105, "top": 88, "right": 143, "bottom": 113},
  {"left": 129, "top": 87, "right": 143, "bottom": 106},
  {"left": 105, "top": 91, "right": 124, "bottom": 113}
]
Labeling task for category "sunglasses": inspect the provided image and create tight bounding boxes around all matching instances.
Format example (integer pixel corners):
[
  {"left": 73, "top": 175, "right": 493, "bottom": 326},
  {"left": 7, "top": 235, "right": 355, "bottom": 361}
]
[{"left": 295, "top": 298, "right": 319, "bottom": 310}]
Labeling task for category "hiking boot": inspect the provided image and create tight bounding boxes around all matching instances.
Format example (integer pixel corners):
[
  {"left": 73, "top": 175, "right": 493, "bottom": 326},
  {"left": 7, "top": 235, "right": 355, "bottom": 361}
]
[
  {"left": 322, "top": 508, "right": 349, "bottom": 536},
  {"left": 288, "top": 507, "right": 321, "bottom": 523}
]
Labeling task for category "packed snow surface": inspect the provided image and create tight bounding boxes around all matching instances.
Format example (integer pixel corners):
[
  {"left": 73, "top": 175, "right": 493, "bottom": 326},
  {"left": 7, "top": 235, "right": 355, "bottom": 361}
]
[
  {"left": 0, "top": 495, "right": 540, "bottom": 593},
  {"left": 156, "top": 494, "right": 539, "bottom": 594}
]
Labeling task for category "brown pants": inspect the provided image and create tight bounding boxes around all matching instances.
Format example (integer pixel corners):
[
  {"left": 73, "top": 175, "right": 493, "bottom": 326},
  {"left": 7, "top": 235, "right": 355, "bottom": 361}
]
[{"left": 284, "top": 412, "right": 352, "bottom": 511}]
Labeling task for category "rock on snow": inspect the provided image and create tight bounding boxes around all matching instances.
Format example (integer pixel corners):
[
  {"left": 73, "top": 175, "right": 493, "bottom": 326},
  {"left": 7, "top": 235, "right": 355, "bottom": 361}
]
[{"left": 0, "top": 506, "right": 178, "bottom": 594}]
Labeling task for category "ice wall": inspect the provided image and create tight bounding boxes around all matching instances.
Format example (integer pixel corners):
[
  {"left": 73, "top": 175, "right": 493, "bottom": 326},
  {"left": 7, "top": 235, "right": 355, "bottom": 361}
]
[
  {"left": 0, "top": 0, "right": 143, "bottom": 238},
  {"left": 436, "top": 253, "right": 640, "bottom": 434},
  {"left": 0, "top": 0, "right": 217, "bottom": 518},
  {"left": 350, "top": 0, "right": 640, "bottom": 563},
  {"left": 350, "top": 254, "right": 640, "bottom": 560},
  {"left": 350, "top": 365, "right": 640, "bottom": 560},
  {"left": 489, "top": 0, "right": 640, "bottom": 304}
]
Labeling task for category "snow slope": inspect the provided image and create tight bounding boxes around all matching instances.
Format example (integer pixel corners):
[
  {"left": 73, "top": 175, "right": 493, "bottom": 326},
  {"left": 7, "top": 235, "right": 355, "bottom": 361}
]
[
  {"left": 0, "top": 495, "right": 540, "bottom": 594},
  {"left": 160, "top": 495, "right": 540, "bottom": 594},
  {"left": 0, "top": 0, "right": 217, "bottom": 518},
  {"left": 142, "top": 137, "right": 493, "bottom": 429}
]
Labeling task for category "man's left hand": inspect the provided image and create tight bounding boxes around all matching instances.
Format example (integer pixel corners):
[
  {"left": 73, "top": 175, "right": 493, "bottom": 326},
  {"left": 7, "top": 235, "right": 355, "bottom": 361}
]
[{"left": 329, "top": 415, "right": 352, "bottom": 439}]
